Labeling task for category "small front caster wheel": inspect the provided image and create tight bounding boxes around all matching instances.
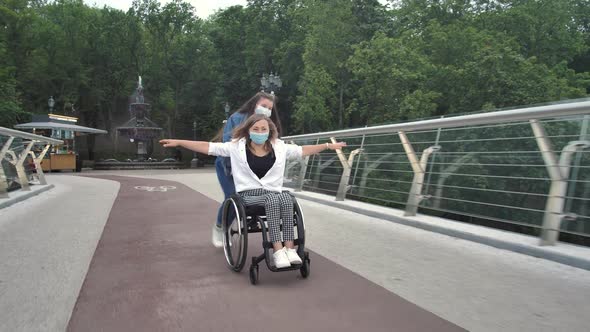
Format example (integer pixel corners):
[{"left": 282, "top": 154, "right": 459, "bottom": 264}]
[
  {"left": 300, "top": 258, "right": 310, "bottom": 278},
  {"left": 249, "top": 265, "right": 259, "bottom": 285}
]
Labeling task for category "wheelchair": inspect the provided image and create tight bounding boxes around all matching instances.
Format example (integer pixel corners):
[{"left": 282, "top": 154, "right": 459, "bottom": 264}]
[{"left": 220, "top": 191, "right": 310, "bottom": 285}]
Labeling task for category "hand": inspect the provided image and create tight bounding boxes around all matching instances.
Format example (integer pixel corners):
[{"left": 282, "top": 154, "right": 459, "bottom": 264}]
[
  {"left": 327, "top": 142, "right": 347, "bottom": 150},
  {"left": 159, "top": 139, "right": 179, "bottom": 148}
]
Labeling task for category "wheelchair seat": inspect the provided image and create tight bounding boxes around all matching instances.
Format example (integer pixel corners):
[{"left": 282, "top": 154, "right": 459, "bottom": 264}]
[{"left": 244, "top": 204, "right": 266, "bottom": 217}]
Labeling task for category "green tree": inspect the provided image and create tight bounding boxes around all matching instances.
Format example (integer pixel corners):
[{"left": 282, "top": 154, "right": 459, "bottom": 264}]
[
  {"left": 207, "top": 5, "right": 252, "bottom": 105},
  {"left": 348, "top": 31, "right": 438, "bottom": 124},
  {"left": 133, "top": 0, "right": 201, "bottom": 137},
  {"left": 476, "top": 0, "right": 587, "bottom": 67},
  {"left": 293, "top": 66, "right": 336, "bottom": 133},
  {"left": 0, "top": 0, "right": 30, "bottom": 127},
  {"left": 294, "top": 0, "right": 360, "bottom": 132}
]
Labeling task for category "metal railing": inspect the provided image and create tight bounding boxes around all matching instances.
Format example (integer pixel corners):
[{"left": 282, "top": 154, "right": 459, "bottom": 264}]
[
  {"left": 283, "top": 99, "right": 590, "bottom": 246},
  {"left": 0, "top": 127, "right": 63, "bottom": 198}
]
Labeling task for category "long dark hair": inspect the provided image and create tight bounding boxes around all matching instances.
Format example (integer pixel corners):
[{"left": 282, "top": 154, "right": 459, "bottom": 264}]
[
  {"left": 234, "top": 91, "right": 283, "bottom": 136},
  {"left": 211, "top": 126, "right": 224, "bottom": 142},
  {"left": 232, "top": 114, "right": 279, "bottom": 153}
]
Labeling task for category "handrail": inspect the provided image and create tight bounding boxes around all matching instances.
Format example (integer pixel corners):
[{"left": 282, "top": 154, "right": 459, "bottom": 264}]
[
  {"left": 0, "top": 126, "right": 64, "bottom": 145},
  {"left": 1, "top": 126, "right": 64, "bottom": 197},
  {"left": 283, "top": 99, "right": 590, "bottom": 140},
  {"left": 282, "top": 100, "right": 590, "bottom": 246}
]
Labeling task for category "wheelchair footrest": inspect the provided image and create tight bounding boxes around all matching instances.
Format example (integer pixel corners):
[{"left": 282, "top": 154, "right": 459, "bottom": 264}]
[
  {"left": 262, "top": 238, "right": 303, "bottom": 249},
  {"left": 267, "top": 264, "right": 303, "bottom": 272}
]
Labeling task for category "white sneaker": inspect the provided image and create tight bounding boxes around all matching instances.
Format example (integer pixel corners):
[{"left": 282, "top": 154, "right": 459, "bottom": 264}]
[
  {"left": 273, "top": 248, "right": 291, "bottom": 268},
  {"left": 211, "top": 224, "right": 223, "bottom": 248},
  {"left": 285, "top": 248, "right": 302, "bottom": 265}
]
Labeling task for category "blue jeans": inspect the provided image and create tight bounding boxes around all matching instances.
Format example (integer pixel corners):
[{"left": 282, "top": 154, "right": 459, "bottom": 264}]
[{"left": 215, "top": 158, "right": 236, "bottom": 226}]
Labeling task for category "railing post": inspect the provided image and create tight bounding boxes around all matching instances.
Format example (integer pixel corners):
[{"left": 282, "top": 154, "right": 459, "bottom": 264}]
[
  {"left": 309, "top": 138, "right": 320, "bottom": 187},
  {"left": 565, "top": 115, "right": 589, "bottom": 234},
  {"left": 332, "top": 137, "right": 362, "bottom": 201},
  {"left": 0, "top": 136, "right": 15, "bottom": 198},
  {"left": 399, "top": 131, "right": 440, "bottom": 216},
  {"left": 7, "top": 141, "right": 35, "bottom": 191},
  {"left": 285, "top": 161, "right": 295, "bottom": 179},
  {"left": 285, "top": 140, "right": 310, "bottom": 192},
  {"left": 424, "top": 116, "right": 444, "bottom": 194},
  {"left": 350, "top": 128, "right": 367, "bottom": 193},
  {"left": 29, "top": 144, "right": 51, "bottom": 185},
  {"left": 530, "top": 119, "right": 590, "bottom": 245},
  {"left": 295, "top": 156, "right": 310, "bottom": 192},
  {"left": 285, "top": 141, "right": 297, "bottom": 180},
  {"left": 311, "top": 153, "right": 321, "bottom": 188}
]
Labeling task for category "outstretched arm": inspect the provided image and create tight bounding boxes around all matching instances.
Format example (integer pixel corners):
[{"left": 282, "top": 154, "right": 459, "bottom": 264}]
[
  {"left": 159, "top": 139, "right": 210, "bottom": 154},
  {"left": 302, "top": 142, "right": 347, "bottom": 157}
]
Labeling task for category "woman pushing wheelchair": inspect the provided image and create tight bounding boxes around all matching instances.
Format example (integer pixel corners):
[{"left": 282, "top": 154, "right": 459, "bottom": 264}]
[{"left": 160, "top": 114, "right": 346, "bottom": 268}]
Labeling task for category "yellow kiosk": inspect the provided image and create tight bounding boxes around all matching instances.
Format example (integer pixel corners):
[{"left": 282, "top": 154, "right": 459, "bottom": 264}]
[{"left": 14, "top": 114, "right": 107, "bottom": 172}]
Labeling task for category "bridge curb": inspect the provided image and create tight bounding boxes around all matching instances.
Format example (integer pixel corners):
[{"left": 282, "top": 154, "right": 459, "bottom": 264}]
[
  {"left": 0, "top": 184, "right": 55, "bottom": 210},
  {"left": 292, "top": 192, "right": 590, "bottom": 272}
]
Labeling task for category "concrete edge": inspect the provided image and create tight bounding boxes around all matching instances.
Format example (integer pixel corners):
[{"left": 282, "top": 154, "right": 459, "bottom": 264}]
[
  {"left": 0, "top": 184, "right": 55, "bottom": 210},
  {"left": 63, "top": 175, "right": 122, "bottom": 332},
  {"left": 292, "top": 192, "right": 590, "bottom": 272}
]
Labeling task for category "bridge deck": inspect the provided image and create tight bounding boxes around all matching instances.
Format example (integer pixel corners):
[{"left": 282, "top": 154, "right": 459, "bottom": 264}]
[
  {"left": 1, "top": 170, "right": 589, "bottom": 332},
  {"left": 67, "top": 175, "right": 462, "bottom": 332}
]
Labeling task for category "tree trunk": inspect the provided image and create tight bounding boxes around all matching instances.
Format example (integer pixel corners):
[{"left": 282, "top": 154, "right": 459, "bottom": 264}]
[
  {"left": 86, "top": 134, "right": 95, "bottom": 161},
  {"left": 338, "top": 84, "right": 344, "bottom": 128},
  {"left": 166, "top": 114, "right": 173, "bottom": 139},
  {"left": 173, "top": 82, "right": 180, "bottom": 137},
  {"left": 108, "top": 97, "right": 117, "bottom": 150}
]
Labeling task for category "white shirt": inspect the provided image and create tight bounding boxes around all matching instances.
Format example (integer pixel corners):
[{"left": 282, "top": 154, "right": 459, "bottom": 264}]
[{"left": 208, "top": 138, "right": 303, "bottom": 193}]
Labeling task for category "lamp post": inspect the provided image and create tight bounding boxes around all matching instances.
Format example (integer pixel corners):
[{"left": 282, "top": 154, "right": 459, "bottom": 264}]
[
  {"left": 260, "top": 72, "right": 282, "bottom": 94},
  {"left": 224, "top": 102, "right": 230, "bottom": 119},
  {"left": 48, "top": 96, "right": 55, "bottom": 113},
  {"left": 190, "top": 120, "right": 199, "bottom": 168}
]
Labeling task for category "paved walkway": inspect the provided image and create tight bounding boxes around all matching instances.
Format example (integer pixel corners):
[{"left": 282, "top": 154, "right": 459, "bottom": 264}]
[
  {"left": 0, "top": 176, "right": 119, "bottom": 332},
  {"left": 1, "top": 170, "right": 590, "bottom": 331},
  {"left": 67, "top": 175, "right": 462, "bottom": 332}
]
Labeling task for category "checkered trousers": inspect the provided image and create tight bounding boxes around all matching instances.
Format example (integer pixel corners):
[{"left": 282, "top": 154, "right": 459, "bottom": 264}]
[{"left": 239, "top": 188, "right": 295, "bottom": 243}]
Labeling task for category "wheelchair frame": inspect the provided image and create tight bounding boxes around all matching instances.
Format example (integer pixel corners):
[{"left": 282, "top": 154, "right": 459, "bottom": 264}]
[{"left": 221, "top": 192, "right": 310, "bottom": 285}]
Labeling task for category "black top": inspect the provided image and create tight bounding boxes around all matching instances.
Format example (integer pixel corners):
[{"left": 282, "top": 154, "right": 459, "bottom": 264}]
[{"left": 246, "top": 148, "right": 276, "bottom": 179}]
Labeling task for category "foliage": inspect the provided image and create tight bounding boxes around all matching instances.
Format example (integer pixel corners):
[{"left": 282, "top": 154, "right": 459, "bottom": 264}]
[{"left": 1, "top": 0, "right": 589, "bottom": 240}]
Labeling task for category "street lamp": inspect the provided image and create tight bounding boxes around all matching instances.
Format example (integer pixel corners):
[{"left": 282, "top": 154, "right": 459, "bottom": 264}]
[
  {"left": 260, "top": 72, "right": 282, "bottom": 94},
  {"left": 224, "top": 102, "right": 230, "bottom": 119},
  {"left": 48, "top": 96, "right": 55, "bottom": 113},
  {"left": 191, "top": 120, "right": 199, "bottom": 168}
]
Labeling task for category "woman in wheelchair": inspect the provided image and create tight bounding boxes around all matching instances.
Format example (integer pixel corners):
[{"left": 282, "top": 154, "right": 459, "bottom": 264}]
[{"left": 160, "top": 114, "right": 346, "bottom": 271}]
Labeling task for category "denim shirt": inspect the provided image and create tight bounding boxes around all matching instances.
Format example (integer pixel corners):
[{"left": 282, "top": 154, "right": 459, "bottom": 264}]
[{"left": 217, "top": 111, "right": 247, "bottom": 176}]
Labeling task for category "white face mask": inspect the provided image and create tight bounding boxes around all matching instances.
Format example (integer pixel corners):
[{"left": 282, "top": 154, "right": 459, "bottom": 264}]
[{"left": 255, "top": 105, "right": 272, "bottom": 117}]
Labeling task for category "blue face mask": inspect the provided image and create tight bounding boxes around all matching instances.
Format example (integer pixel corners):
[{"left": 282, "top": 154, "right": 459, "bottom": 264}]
[{"left": 249, "top": 131, "right": 269, "bottom": 144}]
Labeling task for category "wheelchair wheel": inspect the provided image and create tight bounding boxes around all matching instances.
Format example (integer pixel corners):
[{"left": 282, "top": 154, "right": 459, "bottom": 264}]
[
  {"left": 293, "top": 196, "right": 306, "bottom": 255},
  {"left": 222, "top": 196, "right": 248, "bottom": 272},
  {"left": 249, "top": 265, "right": 259, "bottom": 285},
  {"left": 300, "top": 256, "right": 310, "bottom": 279}
]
